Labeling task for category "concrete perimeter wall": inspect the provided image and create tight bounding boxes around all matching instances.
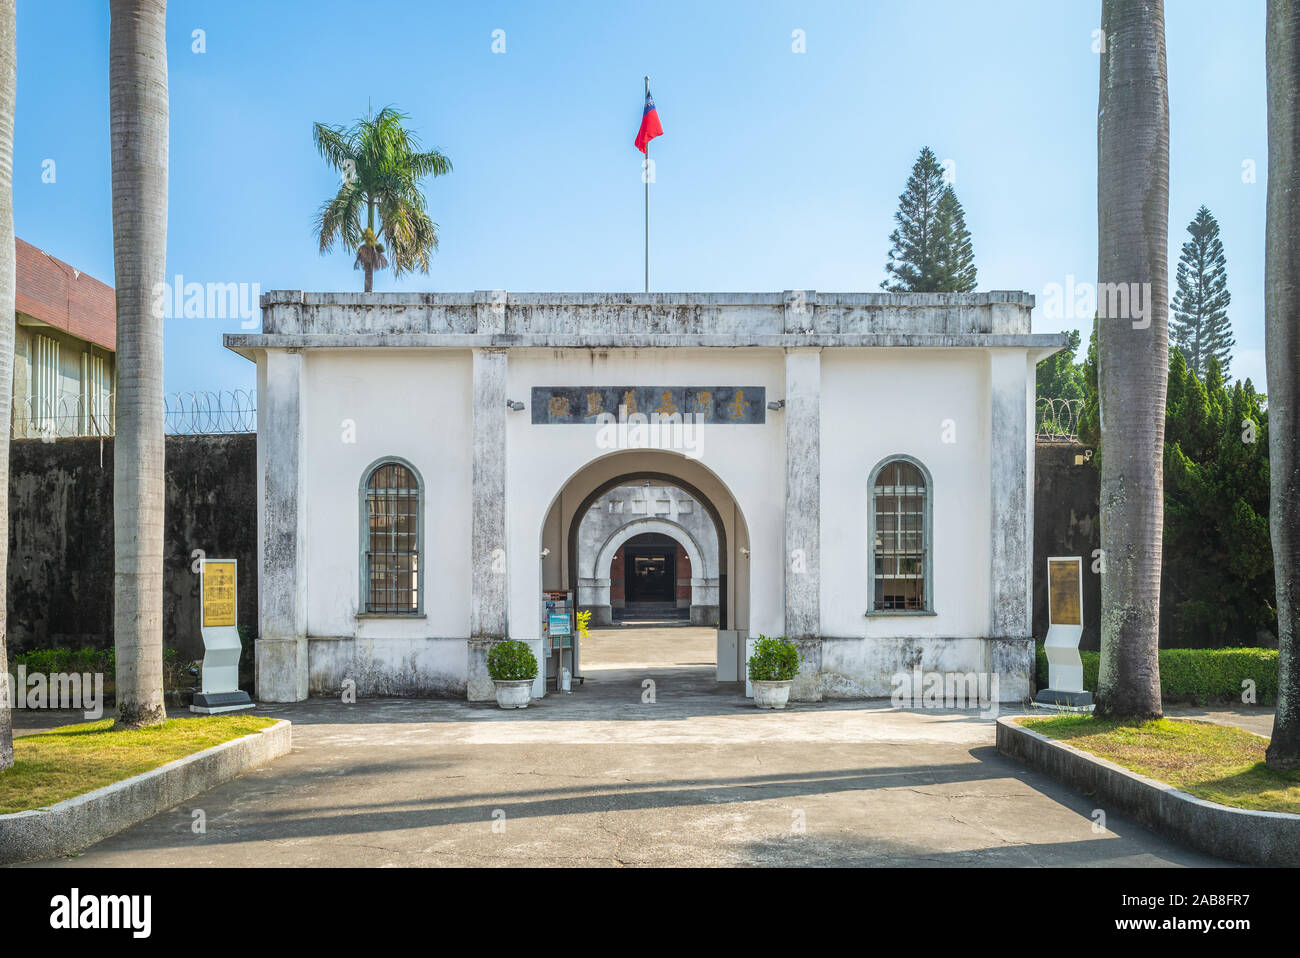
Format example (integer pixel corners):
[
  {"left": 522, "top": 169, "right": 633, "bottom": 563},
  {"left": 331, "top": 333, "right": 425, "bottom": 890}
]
[
  {"left": 6, "top": 435, "right": 258, "bottom": 660},
  {"left": 1031, "top": 442, "right": 1100, "bottom": 649}
]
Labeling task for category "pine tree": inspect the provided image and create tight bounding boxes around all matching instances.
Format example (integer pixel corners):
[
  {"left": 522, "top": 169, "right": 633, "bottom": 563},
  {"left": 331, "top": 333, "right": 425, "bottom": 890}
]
[
  {"left": 882, "top": 147, "right": 978, "bottom": 292},
  {"left": 1171, "top": 205, "right": 1234, "bottom": 378},
  {"left": 1162, "top": 348, "right": 1272, "bottom": 646},
  {"left": 882, "top": 147, "right": 942, "bottom": 291},
  {"left": 878, "top": 147, "right": 977, "bottom": 289},
  {"left": 932, "top": 186, "right": 978, "bottom": 292}
]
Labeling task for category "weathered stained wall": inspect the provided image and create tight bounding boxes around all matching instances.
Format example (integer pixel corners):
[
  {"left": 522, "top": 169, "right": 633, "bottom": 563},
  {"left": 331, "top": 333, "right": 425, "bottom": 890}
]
[
  {"left": 251, "top": 290, "right": 1040, "bottom": 340},
  {"left": 1032, "top": 441, "right": 1101, "bottom": 650},
  {"left": 7, "top": 435, "right": 258, "bottom": 659}
]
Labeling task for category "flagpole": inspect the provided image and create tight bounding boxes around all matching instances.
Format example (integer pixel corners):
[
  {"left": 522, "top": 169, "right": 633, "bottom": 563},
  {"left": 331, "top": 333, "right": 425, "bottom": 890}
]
[{"left": 644, "top": 75, "right": 650, "bottom": 294}]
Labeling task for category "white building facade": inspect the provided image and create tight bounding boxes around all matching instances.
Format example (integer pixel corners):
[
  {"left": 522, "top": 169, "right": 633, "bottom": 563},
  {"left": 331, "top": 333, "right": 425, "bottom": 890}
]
[{"left": 226, "top": 291, "right": 1064, "bottom": 704}]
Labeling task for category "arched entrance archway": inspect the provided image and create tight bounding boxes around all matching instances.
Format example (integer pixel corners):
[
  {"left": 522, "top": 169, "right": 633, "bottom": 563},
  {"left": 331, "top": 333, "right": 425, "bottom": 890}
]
[
  {"left": 564, "top": 470, "right": 736, "bottom": 628},
  {"left": 536, "top": 449, "right": 751, "bottom": 690}
]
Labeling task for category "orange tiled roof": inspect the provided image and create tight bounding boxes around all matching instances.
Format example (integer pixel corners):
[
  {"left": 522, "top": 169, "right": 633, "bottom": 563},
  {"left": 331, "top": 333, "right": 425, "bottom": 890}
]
[{"left": 15, "top": 237, "right": 115, "bottom": 351}]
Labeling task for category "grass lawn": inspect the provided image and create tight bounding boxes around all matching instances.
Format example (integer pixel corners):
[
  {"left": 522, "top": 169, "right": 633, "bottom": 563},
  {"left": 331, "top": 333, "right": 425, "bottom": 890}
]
[
  {"left": 1021, "top": 715, "right": 1300, "bottom": 815},
  {"left": 0, "top": 715, "right": 278, "bottom": 815}
]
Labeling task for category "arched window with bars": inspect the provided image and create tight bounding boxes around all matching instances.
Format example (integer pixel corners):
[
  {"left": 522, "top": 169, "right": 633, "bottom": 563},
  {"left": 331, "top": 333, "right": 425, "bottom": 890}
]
[
  {"left": 360, "top": 458, "right": 423, "bottom": 614},
  {"left": 868, "top": 456, "right": 932, "bottom": 613}
]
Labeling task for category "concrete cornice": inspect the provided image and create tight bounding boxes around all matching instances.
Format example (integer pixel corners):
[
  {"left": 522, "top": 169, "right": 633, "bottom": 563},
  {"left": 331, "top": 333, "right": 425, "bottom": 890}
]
[
  {"left": 258, "top": 289, "right": 1037, "bottom": 309},
  {"left": 225, "top": 289, "right": 1066, "bottom": 358},
  {"left": 224, "top": 331, "right": 1070, "bottom": 359}
]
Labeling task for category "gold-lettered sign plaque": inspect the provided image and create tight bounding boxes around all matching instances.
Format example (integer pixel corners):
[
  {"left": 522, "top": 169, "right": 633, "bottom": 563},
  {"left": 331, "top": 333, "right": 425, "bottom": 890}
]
[
  {"left": 193, "top": 558, "right": 254, "bottom": 714},
  {"left": 1037, "top": 555, "right": 1092, "bottom": 708},
  {"left": 202, "top": 559, "right": 238, "bottom": 628},
  {"left": 1047, "top": 556, "right": 1083, "bottom": 627}
]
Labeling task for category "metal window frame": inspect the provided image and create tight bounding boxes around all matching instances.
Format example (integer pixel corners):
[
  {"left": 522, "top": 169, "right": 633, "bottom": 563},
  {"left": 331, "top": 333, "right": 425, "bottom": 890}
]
[
  {"left": 80, "top": 349, "right": 112, "bottom": 437},
  {"left": 357, "top": 456, "right": 426, "bottom": 616},
  {"left": 866, "top": 454, "right": 935, "bottom": 616},
  {"left": 31, "top": 333, "right": 60, "bottom": 432}
]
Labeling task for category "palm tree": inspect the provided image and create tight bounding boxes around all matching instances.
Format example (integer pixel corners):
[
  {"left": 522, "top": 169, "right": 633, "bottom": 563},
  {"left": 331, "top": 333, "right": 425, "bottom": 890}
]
[
  {"left": 0, "top": 0, "right": 16, "bottom": 770},
  {"left": 1267, "top": 0, "right": 1300, "bottom": 770},
  {"left": 109, "top": 0, "right": 168, "bottom": 729},
  {"left": 1094, "top": 0, "right": 1170, "bottom": 719},
  {"left": 313, "top": 106, "right": 451, "bottom": 292}
]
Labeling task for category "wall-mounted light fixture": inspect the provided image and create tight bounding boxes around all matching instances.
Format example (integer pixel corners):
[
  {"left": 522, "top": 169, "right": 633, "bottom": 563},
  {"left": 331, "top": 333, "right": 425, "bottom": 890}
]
[
  {"left": 540, "top": 548, "right": 551, "bottom": 558},
  {"left": 767, "top": 399, "right": 785, "bottom": 411},
  {"left": 506, "top": 400, "right": 525, "bottom": 411}
]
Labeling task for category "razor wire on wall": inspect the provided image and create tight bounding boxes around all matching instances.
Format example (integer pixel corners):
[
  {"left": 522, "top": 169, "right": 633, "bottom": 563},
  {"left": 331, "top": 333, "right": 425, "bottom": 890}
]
[
  {"left": 164, "top": 389, "right": 257, "bottom": 435},
  {"left": 12, "top": 389, "right": 257, "bottom": 438},
  {"left": 1035, "top": 398, "right": 1082, "bottom": 442}
]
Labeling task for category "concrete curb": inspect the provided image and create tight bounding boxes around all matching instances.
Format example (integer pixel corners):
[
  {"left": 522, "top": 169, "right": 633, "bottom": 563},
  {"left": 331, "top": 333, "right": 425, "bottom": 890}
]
[
  {"left": 0, "top": 719, "right": 292, "bottom": 864},
  {"left": 996, "top": 716, "right": 1300, "bottom": 866}
]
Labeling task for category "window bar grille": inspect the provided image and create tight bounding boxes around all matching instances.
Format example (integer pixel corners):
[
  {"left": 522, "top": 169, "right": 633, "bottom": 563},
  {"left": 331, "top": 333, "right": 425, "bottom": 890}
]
[
  {"left": 365, "top": 463, "right": 420, "bottom": 613},
  {"left": 873, "top": 461, "right": 926, "bottom": 611}
]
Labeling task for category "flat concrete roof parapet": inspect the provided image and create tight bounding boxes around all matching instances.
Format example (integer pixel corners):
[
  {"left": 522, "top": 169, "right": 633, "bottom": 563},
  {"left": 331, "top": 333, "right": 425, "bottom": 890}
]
[
  {"left": 257, "top": 289, "right": 1037, "bottom": 309},
  {"left": 232, "top": 291, "right": 1060, "bottom": 354}
]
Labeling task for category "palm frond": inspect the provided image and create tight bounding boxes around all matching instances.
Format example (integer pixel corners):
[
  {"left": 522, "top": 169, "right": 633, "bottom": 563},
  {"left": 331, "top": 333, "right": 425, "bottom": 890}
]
[
  {"left": 406, "top": 148, "right": 453, "bottom": 180},
  {"left": 381, "top": 199, "right": 437, "bottom": 278},
  {"left": 312, "top": 122, "right": 356, "bottom": 173},
  {"left": 314, "top": 182, "right": 365, "bottom": 254}
]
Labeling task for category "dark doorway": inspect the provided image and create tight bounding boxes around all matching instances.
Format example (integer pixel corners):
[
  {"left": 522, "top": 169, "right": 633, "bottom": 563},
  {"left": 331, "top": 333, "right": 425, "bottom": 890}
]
[{"left": 623, "top": 532, "right": 677, "bottom": 603}]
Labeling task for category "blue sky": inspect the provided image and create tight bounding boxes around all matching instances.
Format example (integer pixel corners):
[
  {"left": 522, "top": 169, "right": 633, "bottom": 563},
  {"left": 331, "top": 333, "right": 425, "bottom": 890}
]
[{"left": 14, "top": 0, "right": 1269, "bottom": 393}]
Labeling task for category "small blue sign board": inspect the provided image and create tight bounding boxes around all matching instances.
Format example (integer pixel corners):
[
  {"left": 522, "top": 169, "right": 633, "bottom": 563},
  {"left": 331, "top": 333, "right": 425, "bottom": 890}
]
[{"left": 548, "top": 613, "right": 571, "bottom": 636}]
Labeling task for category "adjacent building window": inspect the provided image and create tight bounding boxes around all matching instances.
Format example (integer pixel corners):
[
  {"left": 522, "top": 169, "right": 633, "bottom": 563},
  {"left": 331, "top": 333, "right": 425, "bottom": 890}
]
[
  {"left": 30, "top": 334, "right": 60, "bottom": 433},
  {"left": 80, "top": 352, "right": 112, "bottom": 436},
  {"left": 870, "top": 457, "right": 930, "bottom": 612},
  {"left": 361, "top": 459, "right": 422, "bottom": 614}
]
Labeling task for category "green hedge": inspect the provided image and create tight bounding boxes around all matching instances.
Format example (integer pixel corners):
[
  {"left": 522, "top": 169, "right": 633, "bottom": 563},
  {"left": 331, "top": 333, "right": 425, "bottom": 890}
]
[
  {"left": 1035, "top": 645, "right": 1278, "bottom": 704},
  {"left": 10, "top": 647, "right": 198, "bottom": 693},
  {"left": 12, "top": 647, "right": 116, "bottom": 675}
]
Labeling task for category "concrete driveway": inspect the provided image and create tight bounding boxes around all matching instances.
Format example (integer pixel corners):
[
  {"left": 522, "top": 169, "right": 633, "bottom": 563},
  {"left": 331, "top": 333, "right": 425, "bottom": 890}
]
[{"left": 17, "top": 627, "right": 1237, "bottom": 867}]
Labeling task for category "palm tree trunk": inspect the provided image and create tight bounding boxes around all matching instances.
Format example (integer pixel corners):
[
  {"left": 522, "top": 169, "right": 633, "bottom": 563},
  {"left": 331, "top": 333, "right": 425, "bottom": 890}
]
[
  {"left": 1267, "top": 0, "right": 1300, "bottom": 769},
  {"left": 109, "top": 0, "right": 168, "bottom": 729},
  {"left": 0, "top": 0, "right": 16, "bottom": 770},
  {"left": 1094, "top": 0, "right": 1169, "bottom": 719},
  {"left": 365, "top": 198, "right": 375, "bottom": 292}
]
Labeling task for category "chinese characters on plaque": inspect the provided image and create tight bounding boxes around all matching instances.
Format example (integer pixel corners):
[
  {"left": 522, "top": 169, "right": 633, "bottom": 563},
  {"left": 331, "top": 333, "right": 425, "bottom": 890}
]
[{"left": 531, "top": 386, "right": 767, "bottom": 424}]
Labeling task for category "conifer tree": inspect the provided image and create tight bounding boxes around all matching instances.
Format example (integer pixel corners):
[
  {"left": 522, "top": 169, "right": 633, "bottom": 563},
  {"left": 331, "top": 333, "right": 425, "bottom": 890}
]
[
  {"left": 932, "top": 186, "right": 978, "bottom": 293},
  {"left": 1171, "top": 205, "right": 1234, "bottom": 378},
  {"left": 882, "top": 147, "right": 978, "bottom": 292}
]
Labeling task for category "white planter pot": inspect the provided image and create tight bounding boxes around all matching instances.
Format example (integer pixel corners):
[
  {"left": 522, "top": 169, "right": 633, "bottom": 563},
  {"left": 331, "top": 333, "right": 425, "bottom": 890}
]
[
  {"left": 752, "top": 679, "right": 793, "bottom": 709},
  {"left": 493, "top": 679, "right": 534, "bottom": 709}
]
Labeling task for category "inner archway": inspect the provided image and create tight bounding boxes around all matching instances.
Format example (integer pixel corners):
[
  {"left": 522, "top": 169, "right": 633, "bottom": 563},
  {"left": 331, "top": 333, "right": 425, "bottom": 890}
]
[{"left": 582, "top": 499, "right": 718, "bottom": 626}]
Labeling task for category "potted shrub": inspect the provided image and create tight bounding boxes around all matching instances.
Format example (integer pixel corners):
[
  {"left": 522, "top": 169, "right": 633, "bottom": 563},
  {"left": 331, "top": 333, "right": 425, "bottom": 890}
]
[
  {"left": 487, "top": 639, "right": 539, "bottom": 709},
  {"left": 747, "top": 635, "right": 802, "bottom": 709}
]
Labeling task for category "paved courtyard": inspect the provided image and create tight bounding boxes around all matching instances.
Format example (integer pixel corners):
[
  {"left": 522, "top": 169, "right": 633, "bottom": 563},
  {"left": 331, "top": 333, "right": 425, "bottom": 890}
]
[{"left": 16, "top": 627, "right": 1254, "bottom": 867}]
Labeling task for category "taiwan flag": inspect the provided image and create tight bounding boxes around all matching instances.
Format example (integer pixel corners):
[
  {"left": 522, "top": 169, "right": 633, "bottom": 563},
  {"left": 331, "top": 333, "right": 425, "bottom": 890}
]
[{"left": 635, "top": 89, "right": 663, "bottom": 153}]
